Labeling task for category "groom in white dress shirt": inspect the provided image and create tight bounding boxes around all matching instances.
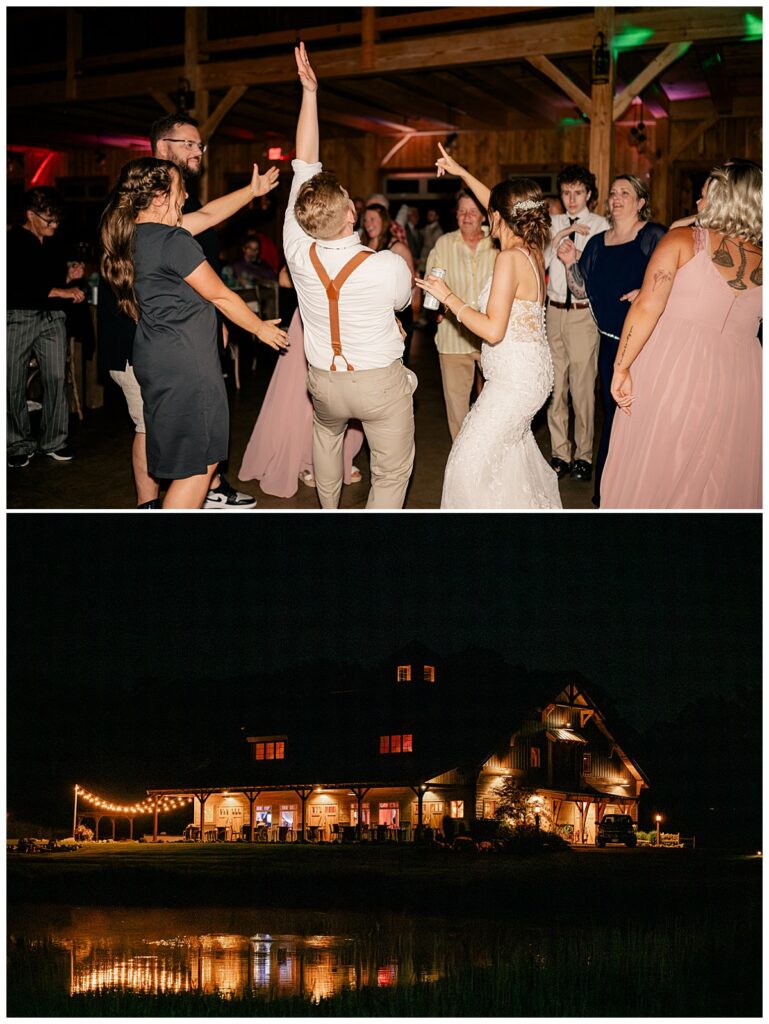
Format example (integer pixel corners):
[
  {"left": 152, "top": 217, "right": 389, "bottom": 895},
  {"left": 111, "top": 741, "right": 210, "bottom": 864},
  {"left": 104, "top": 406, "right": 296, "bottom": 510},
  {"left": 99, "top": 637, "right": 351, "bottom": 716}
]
[{"left": 283, "top": 44, "right": 416, "bottom": 509}]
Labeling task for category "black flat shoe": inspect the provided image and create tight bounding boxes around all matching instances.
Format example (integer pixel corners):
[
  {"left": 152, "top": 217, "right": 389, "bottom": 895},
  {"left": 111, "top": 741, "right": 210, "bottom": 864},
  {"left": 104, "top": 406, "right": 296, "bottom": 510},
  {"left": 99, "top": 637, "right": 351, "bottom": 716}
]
[
  {"left": 570, "top": 459, "right": 593, "bottom": 482},
  {"left": 550, "top": 457, "right": 571, "bottom": 480}
]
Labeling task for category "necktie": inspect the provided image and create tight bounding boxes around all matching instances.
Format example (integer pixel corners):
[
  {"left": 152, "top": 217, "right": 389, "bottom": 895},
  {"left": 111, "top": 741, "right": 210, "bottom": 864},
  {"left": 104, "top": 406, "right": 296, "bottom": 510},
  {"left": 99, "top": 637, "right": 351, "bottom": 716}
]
[{"left": 565, "top": 217, "right": 579, "bottom": 310}]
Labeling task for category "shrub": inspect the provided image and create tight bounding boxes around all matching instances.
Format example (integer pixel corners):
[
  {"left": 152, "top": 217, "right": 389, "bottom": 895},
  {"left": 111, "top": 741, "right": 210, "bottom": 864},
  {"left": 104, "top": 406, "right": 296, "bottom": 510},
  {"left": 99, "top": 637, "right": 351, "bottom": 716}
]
[{"left": 500, "top": 826, "right": 570, "bottom": 855}]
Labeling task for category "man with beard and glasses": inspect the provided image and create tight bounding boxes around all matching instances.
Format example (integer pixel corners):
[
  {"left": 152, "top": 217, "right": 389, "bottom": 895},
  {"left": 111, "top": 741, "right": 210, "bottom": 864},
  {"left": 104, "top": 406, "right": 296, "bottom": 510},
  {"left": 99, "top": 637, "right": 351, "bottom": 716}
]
[{"left": 98, "top": 113, "right": 260, "bottom": 508}]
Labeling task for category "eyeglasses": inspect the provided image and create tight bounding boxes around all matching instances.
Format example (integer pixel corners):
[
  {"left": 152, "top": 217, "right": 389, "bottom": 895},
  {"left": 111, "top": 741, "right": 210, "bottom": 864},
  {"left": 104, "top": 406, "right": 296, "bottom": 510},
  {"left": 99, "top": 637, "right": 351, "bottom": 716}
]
[
  {"left": 34, "top": 212, "right": 60, "bottom": 226},
  {"left": 161, "top": 138, "right": 207, "bottom": 153}
]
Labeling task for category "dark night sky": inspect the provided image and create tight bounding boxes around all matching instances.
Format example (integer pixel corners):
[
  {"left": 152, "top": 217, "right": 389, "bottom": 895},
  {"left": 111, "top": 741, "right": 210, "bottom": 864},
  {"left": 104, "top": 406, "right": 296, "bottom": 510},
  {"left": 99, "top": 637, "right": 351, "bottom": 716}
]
[{"left": 6, "top": 514, "right": 761, "bottom": 822}]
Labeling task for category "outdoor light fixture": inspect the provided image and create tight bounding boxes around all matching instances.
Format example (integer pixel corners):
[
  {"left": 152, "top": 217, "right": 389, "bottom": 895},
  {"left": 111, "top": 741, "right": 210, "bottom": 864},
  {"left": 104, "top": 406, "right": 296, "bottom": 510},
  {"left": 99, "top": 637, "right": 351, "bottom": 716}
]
[{"left": 591, "top": 32, "right": 611, "bottom": 85}]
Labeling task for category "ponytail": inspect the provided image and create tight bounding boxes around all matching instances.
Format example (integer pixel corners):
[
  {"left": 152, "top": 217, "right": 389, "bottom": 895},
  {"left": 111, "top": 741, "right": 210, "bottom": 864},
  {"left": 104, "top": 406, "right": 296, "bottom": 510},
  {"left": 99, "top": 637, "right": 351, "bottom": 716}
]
[{"left": 100, "top": 157, "right": 177, "bottom": 323}]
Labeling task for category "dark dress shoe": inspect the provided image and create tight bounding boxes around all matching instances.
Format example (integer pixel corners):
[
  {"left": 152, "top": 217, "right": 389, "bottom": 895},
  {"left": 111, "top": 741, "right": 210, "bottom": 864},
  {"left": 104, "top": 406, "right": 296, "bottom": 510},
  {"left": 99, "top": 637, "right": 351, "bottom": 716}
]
[
  {"left": 550, "top": 457, "right": 571, "bottom": 480},
  {"left": 570, "top": 459, "right": 593, "bottom": 482}
]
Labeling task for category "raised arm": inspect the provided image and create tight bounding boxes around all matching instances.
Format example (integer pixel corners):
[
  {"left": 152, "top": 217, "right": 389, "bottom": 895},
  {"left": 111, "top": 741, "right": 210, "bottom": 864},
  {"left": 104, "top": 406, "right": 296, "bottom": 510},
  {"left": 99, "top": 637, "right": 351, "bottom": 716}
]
[
  {"left": 415, "top": 248, "right": 522, "bottom": 345},
  {"left": 294, "top": 41, "right": 319, "bottom": 163},
  {"left": 184, "top": 261, "right": 289, "bottom": 351},
  {"left": 182, "top": 164, "right": 279, "bottom": 236},
  {"left": 611, "top": 229, "right": 689, "bottom": 412},
  {"left": 435, "top": 143, "right": 491, "bottom": 210}
]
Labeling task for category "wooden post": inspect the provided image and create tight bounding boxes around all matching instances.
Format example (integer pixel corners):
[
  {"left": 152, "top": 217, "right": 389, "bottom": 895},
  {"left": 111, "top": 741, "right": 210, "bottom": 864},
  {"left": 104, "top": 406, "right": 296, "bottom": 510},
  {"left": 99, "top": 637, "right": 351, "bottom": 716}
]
[
  {"left": 72, "top": 784, "right": 78, "bottom": 840},
  {"left": 152, "top": 796, "right": 159, "bottom": 841},
  {"left": 129, "top": 816, "right": 134, "bottom": 841},
  {"left": 653, "top": 117, "right": 670, "bottom": 224},
  {"left": 361, "top": 8, "right": 376, "bottom": 71},
  {"left": 589, "top": 8, "right": 615, "bottom": 214},
  {"left": 185, "top": 7, "right": 210, "bottom": 203},
  {"left": 65, "top": 11, "right": 82, "bottom": 101}
]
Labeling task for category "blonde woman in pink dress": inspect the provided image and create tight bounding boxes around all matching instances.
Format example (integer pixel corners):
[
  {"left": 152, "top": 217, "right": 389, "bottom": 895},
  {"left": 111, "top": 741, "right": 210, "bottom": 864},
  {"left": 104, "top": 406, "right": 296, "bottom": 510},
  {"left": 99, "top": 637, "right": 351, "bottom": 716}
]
[{"left": 602, "top": 160, "right": 762, "bottom": 509}]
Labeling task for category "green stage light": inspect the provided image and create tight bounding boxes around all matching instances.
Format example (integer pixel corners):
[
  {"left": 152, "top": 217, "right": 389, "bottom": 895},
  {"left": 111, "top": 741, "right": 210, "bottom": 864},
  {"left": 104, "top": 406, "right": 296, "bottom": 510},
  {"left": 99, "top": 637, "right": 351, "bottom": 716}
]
[
  {"left": 743, "top": 12, "right": 762, "bottom": 40},
  {"left": 612, "top": 26, "right": 655, "bottom": 56}
]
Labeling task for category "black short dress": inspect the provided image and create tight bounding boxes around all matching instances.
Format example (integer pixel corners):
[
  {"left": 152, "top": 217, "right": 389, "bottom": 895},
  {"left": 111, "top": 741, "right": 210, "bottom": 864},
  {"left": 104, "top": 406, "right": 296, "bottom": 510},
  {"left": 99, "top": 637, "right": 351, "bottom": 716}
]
[{"left": 132, "top": 224, "right": 229, "bottom": 479}]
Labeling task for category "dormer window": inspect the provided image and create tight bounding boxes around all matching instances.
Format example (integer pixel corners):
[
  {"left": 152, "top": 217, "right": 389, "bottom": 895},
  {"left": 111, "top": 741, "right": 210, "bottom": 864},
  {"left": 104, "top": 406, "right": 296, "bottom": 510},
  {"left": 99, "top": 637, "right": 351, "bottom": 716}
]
[
  {"left": 397, "top": 665, "right": 411, "bottom": 682},
  {"left": 423, "top": 665, "right": 435, "bottom": 682},
  {"left": 380, "top": 733, "right": 413, "bottom": 754},
  {"left": 248, "top": 735, "right": 287, "bottom": 761}
]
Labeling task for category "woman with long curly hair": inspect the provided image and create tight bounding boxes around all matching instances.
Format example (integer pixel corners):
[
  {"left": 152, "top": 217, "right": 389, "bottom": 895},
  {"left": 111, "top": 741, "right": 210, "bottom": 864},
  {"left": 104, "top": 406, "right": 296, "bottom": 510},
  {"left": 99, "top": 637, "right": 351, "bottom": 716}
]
[
  {"left": 416, "top": 144, "right": 561, "bottom": 508},
  {"left": 101, "top": 157, "right": 288, "bottom": 508}
]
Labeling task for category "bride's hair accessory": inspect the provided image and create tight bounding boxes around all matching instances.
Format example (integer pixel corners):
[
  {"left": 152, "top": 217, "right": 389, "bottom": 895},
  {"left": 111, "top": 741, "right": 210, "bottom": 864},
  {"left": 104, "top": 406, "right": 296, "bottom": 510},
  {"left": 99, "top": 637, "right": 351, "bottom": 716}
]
[{"left": 510, "top": 198, "right": 546, "bottom": 215}]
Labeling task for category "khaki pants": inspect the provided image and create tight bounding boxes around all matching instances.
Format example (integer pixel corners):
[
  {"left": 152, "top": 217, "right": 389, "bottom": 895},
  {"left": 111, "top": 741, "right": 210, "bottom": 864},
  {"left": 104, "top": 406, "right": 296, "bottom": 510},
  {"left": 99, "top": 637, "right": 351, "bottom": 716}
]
[
  {"left": 546, "top": 305, "right": 599, "bottom": 463},
  {"left": 438, "top": 350, "right": 482, "bottom": 442},
  {"left": 307, "top": 360, "right": 417, "bottom": 509}
]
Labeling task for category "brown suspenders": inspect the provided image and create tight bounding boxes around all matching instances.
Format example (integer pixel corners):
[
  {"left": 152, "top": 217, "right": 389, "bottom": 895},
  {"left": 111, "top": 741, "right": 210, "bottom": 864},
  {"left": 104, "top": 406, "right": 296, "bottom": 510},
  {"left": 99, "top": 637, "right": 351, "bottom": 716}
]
[{"left": 309, "top": 242, "right": 373, "bottom": 371}]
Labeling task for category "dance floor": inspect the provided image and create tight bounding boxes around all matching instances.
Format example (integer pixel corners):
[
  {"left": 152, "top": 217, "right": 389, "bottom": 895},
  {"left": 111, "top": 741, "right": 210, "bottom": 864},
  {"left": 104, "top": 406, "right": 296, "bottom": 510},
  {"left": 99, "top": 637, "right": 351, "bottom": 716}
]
[{"left": 6, "top": 326, "right": 596, "bottom": 511}]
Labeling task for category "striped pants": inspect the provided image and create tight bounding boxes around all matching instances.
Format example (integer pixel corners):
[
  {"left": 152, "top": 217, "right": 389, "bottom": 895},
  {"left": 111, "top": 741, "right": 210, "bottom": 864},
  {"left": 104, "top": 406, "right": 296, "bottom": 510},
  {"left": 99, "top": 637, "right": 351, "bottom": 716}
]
[{"left": 7, "top": 309, "right": 69, "bottom": 455}]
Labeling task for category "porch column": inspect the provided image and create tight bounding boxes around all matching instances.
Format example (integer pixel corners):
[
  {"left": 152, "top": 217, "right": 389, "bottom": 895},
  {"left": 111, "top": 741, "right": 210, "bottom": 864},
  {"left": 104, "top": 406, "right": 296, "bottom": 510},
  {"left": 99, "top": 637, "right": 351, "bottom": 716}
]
[
  {"left": 410, "top": 785, "right": 425, "bottom": 841},
  {"left": 129, "top": 815, "right": 134, "bottom": 841},
  {"left": 111, "top": 817, "right": 116, "bottom": 840},
  {"left": 294, "top": 787, "right": 313, "bottom": 843},
  {"left": 152, "top": 796, "right": 159, "bottom": 842},
  {"left": 243, "top": 790, "right": 261, "bottom": 842},
  {"left": 350, "top": 786, "right": 370, "bottom": 841}
]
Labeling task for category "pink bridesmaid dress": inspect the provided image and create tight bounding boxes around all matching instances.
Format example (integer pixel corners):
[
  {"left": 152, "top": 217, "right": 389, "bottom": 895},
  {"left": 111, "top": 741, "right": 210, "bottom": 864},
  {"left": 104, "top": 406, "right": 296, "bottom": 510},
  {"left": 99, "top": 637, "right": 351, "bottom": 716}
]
[
  {"left": 602, "top": 227, "right": 762, "bottom": 509},
  {"left": 238, "top": 310, "right": 364, "bottom": 497}
]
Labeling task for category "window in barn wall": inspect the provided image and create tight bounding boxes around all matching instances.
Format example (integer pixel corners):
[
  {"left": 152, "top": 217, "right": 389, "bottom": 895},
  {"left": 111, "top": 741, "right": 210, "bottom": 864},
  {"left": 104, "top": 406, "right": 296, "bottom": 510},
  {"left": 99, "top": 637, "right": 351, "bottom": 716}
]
[
  {"left": 450, "top": 800, "right": 464, "bottom": 819},
  {"left": 530, "top": 746, "right": 541, "bottom": 768},
  {"left": 583, "top": 752, "right": 593, "bottom": 775},
  {"left": 397, "top": 664, "right": 411, "bottom": 682},
  {"left": 350, "top": 803, "right": 370, "bottom": 825},
  {"left": 380, "top": 733, "right": 413, "bottom": 754},
  {"left": 423, "top": 665, "right": 435, "bottom": 682},
  {"left": 255, "top": 740, "right": 285, "bottom": 760},
  {"left": 483, "top": 800, "right": 496, "bottom": 819},
  {"left": 378, "top": 802, "right": 399, "bottom": 827}
]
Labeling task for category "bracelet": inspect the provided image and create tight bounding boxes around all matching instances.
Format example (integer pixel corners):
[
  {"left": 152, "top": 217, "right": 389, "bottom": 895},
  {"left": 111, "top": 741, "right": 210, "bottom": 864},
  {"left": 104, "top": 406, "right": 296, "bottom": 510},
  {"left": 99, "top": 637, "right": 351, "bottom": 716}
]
[
  {"left": 455, "top": 303, "right": 471, "bottom": 324},
  {"left": 442, "top": 291, "right": 454, "bottom": 310}
]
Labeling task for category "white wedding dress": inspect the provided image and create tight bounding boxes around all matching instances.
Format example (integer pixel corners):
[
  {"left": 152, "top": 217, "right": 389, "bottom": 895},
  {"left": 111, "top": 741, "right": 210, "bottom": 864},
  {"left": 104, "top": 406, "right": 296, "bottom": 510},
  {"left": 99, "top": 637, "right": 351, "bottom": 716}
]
[{"left": 441, "top": 248, "right": 562, "bottom": 509}]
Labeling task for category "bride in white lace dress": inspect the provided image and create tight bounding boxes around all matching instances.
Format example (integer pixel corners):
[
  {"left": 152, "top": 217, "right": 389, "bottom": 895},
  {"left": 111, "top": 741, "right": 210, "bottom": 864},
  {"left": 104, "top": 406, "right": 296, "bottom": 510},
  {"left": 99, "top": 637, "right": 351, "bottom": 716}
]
[{"left": 416, "top": 147, "right": 561, "bottom": 509}]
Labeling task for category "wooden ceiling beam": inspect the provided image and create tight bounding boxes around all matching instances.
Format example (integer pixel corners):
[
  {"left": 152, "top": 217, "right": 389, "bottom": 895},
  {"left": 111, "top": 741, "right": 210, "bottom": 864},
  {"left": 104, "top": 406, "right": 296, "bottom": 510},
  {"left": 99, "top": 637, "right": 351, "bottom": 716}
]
[
  {"left": 425, "top": 72, "right": 520, "bottom": 128},
  {"left": 8, "top": 8, "right": 758, "bottom": 110},
  {"left": 334, "top": 76, "right": 473, "bottom": 131},
  {"left": 464, "top": 65, "right": 563, "bottom": 126},
  {"left": 201, "top": 86, "right": 249, "bottom": 140},
  {"left": 696, "top": 46, "right": 733, "bottom": 116},
  {"left": 202, "top": 9, "right": 540, "bottom": 54},
  {"left": 613, "top": 42, "right": 692, "bottom": 121},
  {"left": 525, "top": 55, "right": 592, "bottom": 117},
  {"left": 669, "top": 115, "right": 719, "bottom": 162}
]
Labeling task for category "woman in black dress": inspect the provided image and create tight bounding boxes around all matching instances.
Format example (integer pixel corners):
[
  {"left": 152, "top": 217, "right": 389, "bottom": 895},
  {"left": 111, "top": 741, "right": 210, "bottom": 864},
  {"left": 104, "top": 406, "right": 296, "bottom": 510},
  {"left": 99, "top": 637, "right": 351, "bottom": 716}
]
[
  {"left": 556, "top": 175, "right": 665, "bottom": 506},
  {"left": 101, "top": 158, "right": 288, "bottom": 508}
]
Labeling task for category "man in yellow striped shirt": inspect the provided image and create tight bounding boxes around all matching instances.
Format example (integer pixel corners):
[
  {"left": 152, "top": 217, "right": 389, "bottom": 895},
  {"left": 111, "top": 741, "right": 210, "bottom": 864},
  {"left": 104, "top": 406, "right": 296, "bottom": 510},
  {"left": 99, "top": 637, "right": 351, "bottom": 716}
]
[{"left": 425, "top": 192, "right": 497, "bottom": 440}]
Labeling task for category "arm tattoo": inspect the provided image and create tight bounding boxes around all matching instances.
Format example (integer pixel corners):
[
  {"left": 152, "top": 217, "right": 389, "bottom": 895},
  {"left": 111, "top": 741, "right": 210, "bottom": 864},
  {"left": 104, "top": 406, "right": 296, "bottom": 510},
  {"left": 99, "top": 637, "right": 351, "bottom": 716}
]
[
  {"left": 652, "top": 269, "right": 673, "bottom": 291},
  {"left": 616, "top": 326, "right": 633, "bottom": 368},
  {"left": 565, "top": 262, "right": 587, "bottom": 299}
]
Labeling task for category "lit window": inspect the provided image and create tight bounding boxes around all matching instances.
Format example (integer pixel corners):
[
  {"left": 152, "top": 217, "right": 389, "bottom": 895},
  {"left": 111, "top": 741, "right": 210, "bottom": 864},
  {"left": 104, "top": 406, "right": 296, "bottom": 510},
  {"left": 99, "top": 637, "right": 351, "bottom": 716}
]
[
  {"left": 530, "top": 747, "right": 541, "bottom": 768},
  {"left": 254, "top": 739, "right": 285, "bottom": 761},
  {"left": 380, "top": 735, "right": 390, "bottom": 754},
  {"left": 402, "top": 734, "right": 413, "bottom": 752},
  {"left": 397, "top": 665, "right": 411, "bottom": 682},
  {"left": 583, "top": 752, "right": 592, "bottom": 774},
  {"left": 391, "top": 734, "right": 402, "bottom": 753},
  {"left": 450, "top": 800, "right": 464, "bottom": 819},
  {"left": 423, "top": 665, "right": 435, "bottom": 683},
  {"left": 483, "top": 800, "right": 496, "bottom": 819}
]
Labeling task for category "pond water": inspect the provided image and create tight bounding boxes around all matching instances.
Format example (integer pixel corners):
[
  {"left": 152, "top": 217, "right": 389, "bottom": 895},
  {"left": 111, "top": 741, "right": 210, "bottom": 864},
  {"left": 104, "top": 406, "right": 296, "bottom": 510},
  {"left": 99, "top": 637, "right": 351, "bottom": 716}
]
[{"left": 8, "top": 904, "right": 520, "bottom": 1003}]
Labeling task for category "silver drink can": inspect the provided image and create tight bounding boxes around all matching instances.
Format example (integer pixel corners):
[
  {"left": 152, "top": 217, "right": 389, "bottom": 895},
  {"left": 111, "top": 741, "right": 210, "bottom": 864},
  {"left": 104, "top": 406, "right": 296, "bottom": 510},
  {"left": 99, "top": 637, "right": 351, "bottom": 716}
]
[{"left": 423, "top": 267, "right": 446, "bottom": 311}]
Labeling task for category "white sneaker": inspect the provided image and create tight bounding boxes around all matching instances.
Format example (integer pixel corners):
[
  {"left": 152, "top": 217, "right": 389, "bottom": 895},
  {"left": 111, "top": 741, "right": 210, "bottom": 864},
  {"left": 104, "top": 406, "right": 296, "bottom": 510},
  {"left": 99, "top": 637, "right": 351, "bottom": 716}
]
[{"left": 204, "top": 474, "right": 257, "bottom": 509}]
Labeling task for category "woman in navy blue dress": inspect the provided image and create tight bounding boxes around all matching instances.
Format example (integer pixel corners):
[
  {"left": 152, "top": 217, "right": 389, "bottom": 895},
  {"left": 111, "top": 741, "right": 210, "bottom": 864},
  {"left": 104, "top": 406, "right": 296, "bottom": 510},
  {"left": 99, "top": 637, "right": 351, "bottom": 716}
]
[
  {"left": 557, "top": 175, "right": 665, "bottom": 505},
  {"left": 101, "top": 158, "right": 288, "bottom": 508}
]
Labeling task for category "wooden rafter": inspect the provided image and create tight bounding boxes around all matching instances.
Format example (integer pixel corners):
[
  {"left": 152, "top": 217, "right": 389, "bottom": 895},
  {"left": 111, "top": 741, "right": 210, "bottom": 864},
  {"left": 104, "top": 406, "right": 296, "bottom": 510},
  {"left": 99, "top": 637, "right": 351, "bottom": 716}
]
[
  {"left": 149, "top": 90, "right": 177, "bottom": 116},
  {"left": 525, "top": 55, "right": 592, "bottom": 117},
  {"left": 669, "top": 115, "right": 719, "bottom": 162},
  {"left": 201, "top": 86, "right": 248, "bottom": 140},
  {"left": 613, "top": 41, "right": 692, "bottom": 122},
  {"left": 697, "top": 45, "right": 733, "bottom": 115}
]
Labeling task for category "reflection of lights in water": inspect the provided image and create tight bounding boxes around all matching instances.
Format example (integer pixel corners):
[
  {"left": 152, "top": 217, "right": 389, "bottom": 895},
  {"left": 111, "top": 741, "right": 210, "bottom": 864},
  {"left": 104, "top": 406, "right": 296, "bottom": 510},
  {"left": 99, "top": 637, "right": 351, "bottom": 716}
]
[
  {"left": 377, "top": 963, "right": 398, "bottom": 987},
  {"left": 42, "top": 924, "right": 460, "bottom": 1003}
]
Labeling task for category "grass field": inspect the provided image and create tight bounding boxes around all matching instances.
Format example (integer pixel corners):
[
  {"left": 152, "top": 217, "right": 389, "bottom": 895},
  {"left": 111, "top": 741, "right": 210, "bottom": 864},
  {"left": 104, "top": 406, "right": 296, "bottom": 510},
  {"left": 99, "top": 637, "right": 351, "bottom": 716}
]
[{"left": 7, "top": 844, "right": 762, "bottom": 1016}]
